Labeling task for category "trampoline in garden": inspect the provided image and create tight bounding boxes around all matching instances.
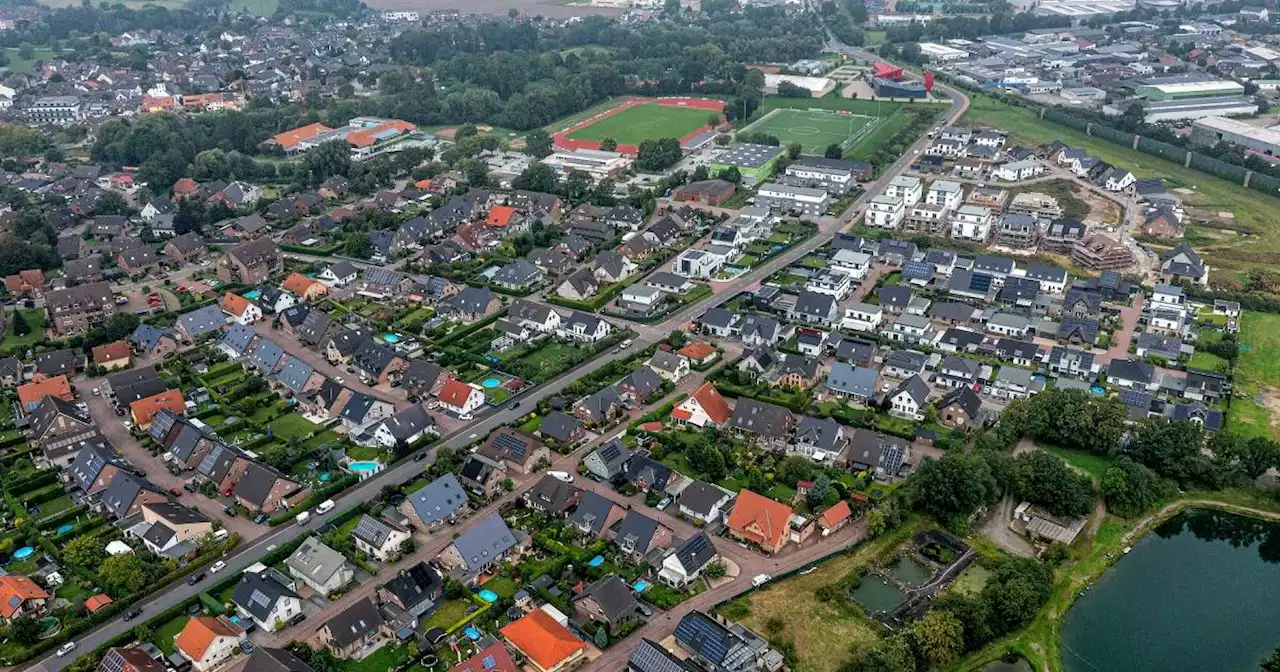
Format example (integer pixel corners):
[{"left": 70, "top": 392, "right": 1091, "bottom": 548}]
[{"left": 13, "top": 547, "right": 33, "bottom": 560}]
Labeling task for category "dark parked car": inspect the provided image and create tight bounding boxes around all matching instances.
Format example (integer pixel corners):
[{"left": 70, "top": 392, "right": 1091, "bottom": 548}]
[
  {"left": 123, "top": 607, "right": 144, "bottom": 621},
  {"left": 252, "top": 513, "right": 268, "bottom": 524},
  {"left": 187, "top": 572, "right": 205, "bottom": 585},
  {"left": 224, "top": 507, "right": 238, "bottom": 517},
  {"left": 413, "top": 452, "right": 428, "bottom": 462},
  {"left": 183, "top": 481, "right": 198, "bottom": 493}
]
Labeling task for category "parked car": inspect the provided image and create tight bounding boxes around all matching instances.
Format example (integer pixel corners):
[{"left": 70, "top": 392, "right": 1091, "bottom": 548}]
[
  {"left": 123, "top": 607, "right": 144, "bottom": 621},
  {"left": 187, "top": 572, "right": 205, "bottom": 585},
  {"left": 224, "top": 506, "right": 238, "bottom": 517},
  {"left": 252, "top": 513, "right": 268, "bottom": 524},
  {"left": 210, "top": 561, "right": 227, "bottom": 574},
  {"left": 56, "top": 642, "right": 76, "bottom": 657},
  {"left": 169, "top": 487, "right": 183, "bottom": 497},
  {"left": 414, "top": 452, "right": 428, "bottom": 462},
  {"left": 183, "top": 481, "right": 198, "bottom": 493}
]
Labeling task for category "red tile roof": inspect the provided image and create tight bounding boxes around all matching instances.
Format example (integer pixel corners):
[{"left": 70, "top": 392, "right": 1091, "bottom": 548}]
[
  {"left": 92, "top": 341, "right": 132, "bottom": 364},
  {"left": 220, "top": 292, "right": 253, "bottom": 317},
  {"left": 818, "top": 500, "right": 851, "bottom": 529},
  {"left": 0, "top": 576, "right": 48, "bottom": 618},
  {"left": 273, "top": 122, "right": 333, "bottom": 150},
  {"left": 689, "top": 382, "right": 732, "bottom": 425},
  {"left": 17, "top": 376, "right": 73, "bottom": 408},
  {"left": 500, "top": 610, "right": 584, "bottom": 671},
  {"left": 130, "top": 389, "right": 185, "bottom": 427},
  {"left": 346, "top": 120, "right": 415, "bottom": 148},
  {"left": 85, "top": 593, "right": 114, "bottom": 613},
  {"left": 678, "top": 341, "right": 716, "bottom": 360},
  {"left": 176, "top": 616, "right": 244, "bottom": 661},
  {"left": 726, "top": 489, "right": 793, "bottom": 550},
  {"left": 486, "top": 206, "right": 519, "bottom": 227},
  {"left": 282, "top": 273, "right": 325, "bottom": 297},
  {"left": 438, "top": 380, "right": 475, "bottom": 408}
]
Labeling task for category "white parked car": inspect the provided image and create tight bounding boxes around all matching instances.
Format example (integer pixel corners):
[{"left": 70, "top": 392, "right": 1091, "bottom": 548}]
[
  {"left": 210, "top": 561, "right": 227, "bottom": 574},
  {"left": 56, "top": 642, "right": 77, "bottom": 657},
  {"left": 548, "top": 471, "right": 574, "bottom": 484}
]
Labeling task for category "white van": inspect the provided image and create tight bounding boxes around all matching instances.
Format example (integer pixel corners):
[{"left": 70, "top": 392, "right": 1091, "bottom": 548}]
[
  {"left": 752, "top": 574, "right": 771, "bottom": 588},
  {"left": 315, "top": 499, "right": 335, "bottom": 515},
  {"left": 295, "top": 511, "right": 311, "bottom": 525},
  {"left": 212, "top": 529, "right": 229, "bottom": 542}
]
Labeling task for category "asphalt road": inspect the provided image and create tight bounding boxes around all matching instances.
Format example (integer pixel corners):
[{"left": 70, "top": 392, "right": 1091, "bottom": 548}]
[{"left": 32, "top": 82, "right": 969, "bottom": 672}]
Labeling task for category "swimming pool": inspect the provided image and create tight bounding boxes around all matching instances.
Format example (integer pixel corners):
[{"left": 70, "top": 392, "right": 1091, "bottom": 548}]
[
  {"left": 587, "top": 555, "right": 604, "bottom": 567},
  {"left": 464, "top": 626, "right": 481, "bottom": 641},
  {"left": 12, "top": 547, "right": 33, "bottom": 560},
  {"left": 318, "top": 472, "right": 330, "bottom": 482},
  {"left": 633, "top": 580, "right": 649, "bottom": 592},
  {"left": 1090, "top": 385, "right": 1106, "bottom": 395},
  {"left": 347, "top": 461, "right": 381, "bottom": 473},
  {"left": 55, "top": 524, "right": 74, "bottom": 535},
  {"left": 478, "top": 589, "right": 498, "bottom": 603},
  {"left": 243, "top": 289, "right": 262, "bottom": 300},
  {"left": 481, "top": 377, "right": 502, "bottom": 389},
  {"left": 381, "top": 333, "right": 401, "bottom": 344}
]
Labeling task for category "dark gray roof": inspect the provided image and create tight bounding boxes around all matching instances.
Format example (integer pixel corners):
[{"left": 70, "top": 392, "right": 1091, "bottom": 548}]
[
  {"left": 795, "top": 416, "right": 845, "bottom": 451},
  {"left": 380, "top": 403, "right": 436, "bottom": 442},
  {"left": 621, "top": 367, "right": 663, "bottom": 399},
  {"left": 179, "top": 305, "right": 226, "bottom": 337},
  {"left": 68, "top": 442, "right": 126, "bottom": 492},
  {"left": 615, "top": 510, "right": 660, "bottom": 555},
  {"left": 678, "top": 481, "right": 727, "bottom": 517},
  {"left": 101, "top": 471, "right": 159, "bottom": 518},
  {"left": 450, "top": 515, "right": 517, "bottom": 569},
  {"left": 538, "top": 411, "right": 582, "bottom": 443},
  {"left": 826, "top": 362, "right": 877, "bottom": 397},
  {"left": 1108, "top": 358, "right": 1156, "bottom": 383},
  {"left": 628, "top": 638, "right": 700, "bottom": 672},
  {"left": 381, "top": 562, "right": 442, "bottom": 616},
  {"left": 286, "top": 536, "right": 349, "bottom": 584},
  {"left": 939, "top": 386, "right": 982, "bottom": 419},
  {"left": 579, "top": 575, "right": 637, "bottom": 622},
  {"left": 672, "top": 532, "right": 718, "bottom": 576},
  {"left": 569, "top": 491, "right": 620, "bottom": 536},
  {"left": 878, "top": 285, "right": 914, "bottom": 309},
  {"left": 406, "top": 474, "right": 467, "bottom": 526},
  {"left": 34, "top": 349, "right": 77, "bottom": 375},
  {"left": 297, "top": 310, "right": 333, "bottom": 346},
  {"left": 243, "top": 648, "right": 315, "bottom": 672},
  {"left": 891, "top": 375, "right": 931, "bottom": 406},
  {"left": 233, "top": 570, "right": 299, "bottom": 622},
  {"left": 323, "top": 597, "right": 383, "bottom": 649},
  {"left": 729, "top": 398, "right": 794, "bottom": 438},
  {"left": 235, "top": 461, "right": 295, "bottom": 508},
  {"left": 525, "top": 475, "right": 582, "bottom": 513}
]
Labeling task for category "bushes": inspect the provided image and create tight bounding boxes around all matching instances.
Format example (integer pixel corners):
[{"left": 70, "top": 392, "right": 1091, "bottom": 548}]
[{"left": 269, "top": 474, "right": 359, "bottom": 525}]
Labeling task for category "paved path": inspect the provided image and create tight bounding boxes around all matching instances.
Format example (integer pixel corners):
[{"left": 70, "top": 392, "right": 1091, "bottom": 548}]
[{"left": 30, "top": 75, "right": 969, "bottom": 672}]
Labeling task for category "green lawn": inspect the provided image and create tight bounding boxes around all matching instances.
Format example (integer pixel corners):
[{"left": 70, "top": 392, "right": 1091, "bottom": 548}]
[
  {"left": 153, "top": 615, "right": 189, "bottom": 655},
  {"left": 743, "top": 108, "right": 874, "bottom": 154},
  {"left": 752, "top": 95, "right": 904, "bottom": 119},
  {"left": 334, "top": 645, "right": 413, "bottom": 672},
  {"left": 229, "top": 0, "right": 278, "bottom": 13},
  {"left": 963, "top": 93, "right": 1280, "bottom": 277},
  {"left": 1238, "top": 311, "right": 1280, "bottom": 387},
  {"left": 3, "top": 47, "right": 55, "bottom": 74},
  {"left": 2, "top": 309, "right": 46, "bottom": 350},
  {"left": 1188, "top": 349, "right": 1229, "bottom": 374},
  {"left": 1228, "top": 395, "right": 1276, "bottom": 440},
  {"left": 345, "top": 444, "right": 387, "bottom": 461},
  {"left": 1042, "top": 445, "right": 1115, "bottom": 481},
  {"left": 567, "top": 102, "right": 715, "bottom": 145},
  {"left": 265, "top": 412, "right": 319, "bottom": 440},
  {"left": 422, "top": 599, "right": 474, "bottom": 632},
  {"left": 482, "top": 576, "right": 519, "bottom": 599},
  {"left": 846, "top": 112, "right": 911, "bottom": 162}
]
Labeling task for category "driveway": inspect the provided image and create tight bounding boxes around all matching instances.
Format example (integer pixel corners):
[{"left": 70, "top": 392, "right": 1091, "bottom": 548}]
[{"left": 80, "top": 385, "right": 266, "bottom": 542}]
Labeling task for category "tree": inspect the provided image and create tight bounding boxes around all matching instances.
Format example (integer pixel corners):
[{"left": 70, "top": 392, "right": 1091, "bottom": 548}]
[
  {"left": 776, "top": 81, "right": 812, "bottom": 98},
  {"left": 909, "top": 452, "right": 1000, "bottom": 529},
  {"left": 979, "top": 558, "right": 1053, "bottom": 635},
  {"left": 342, "top": 232, "right": 372, "bottom": 259},
  {"left": 635, "top": 138, "right": 682, "bottom": 172},
  {"left": 1102, "top": 455, "right": 1174, "bottom": 518},
  {"left": 705, "top": 559, "right": 728, "bottom": 579},
  {"left": 1126, "top": 419, "right": 1207, "bottom": 485},
  {"left": 778, "top": 455, "right": 814, "bottom": 485},
  {"left": 691, "top": 165, "right": 710, "bottom": 181},
  {"left": 17, "top": 43, "right": 34, "bottom": 61},
  {"left": 8, "top": 615, "right": 40, "bottom": 645},
  {"left": 94, "top": 191, "right": 132, "bottom": 216},
  {"left": 461, "top": 159, "right": 490, "bottom": 188},
  {"left": 99, "top": 554, "right": 147, "bottom": 595},
  {"left": 563, "top": 170, "right": 593, "bottom": 202},
  {"left": 843, "top": 634, "right": 917, "bottom": 672},
  {"left": 64, "top": 535, "right": 106, "bottom": 570},
  {"left": 911, "top": 610, "right": 965, "bottom": 667},
  {"left": 721, "top": 166, "right": 743, "bottom": 184},
  {"left": 513, "top": 162, "right": 558, "bottom": 193},
  {"left": 593, "top": 624, "right": 608, "bottom": 648},
  {"left": 1008, "top": 451, "right": 1094, "bottom": 518},
  {"left": 599, "top": 137, "right": 618, "bottom": 152},
  {"left": 805, "top": 475, "right": 833, "bottom": 509},
  {"left": 1262, "top": 644, "right": 1280, "bottom": 671},
  {"left": 455, "top": 123, "right": 478, "bottom": 138},
  {"left": 301, "top": 140, "right": 353, "bottom": 186},
  {"left": 11, "top": 310, "right": 29, "bottom": 336},
  {"left": 787, "top": 142, "right": 803, "bottom": 159},
  {"left": 524, "top": 130, "right": 553, "bottom": 158}
]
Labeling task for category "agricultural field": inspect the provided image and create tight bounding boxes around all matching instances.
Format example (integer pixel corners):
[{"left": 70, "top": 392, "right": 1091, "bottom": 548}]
[
  {"left": 963, "top": 93, "right": 1280, "bottom": 278},
  {"left": 566, "top": 102, "right": 714, "bottom": 145},
  {"left": 741, "top": 108, "right": 876, "bottom": 154}
]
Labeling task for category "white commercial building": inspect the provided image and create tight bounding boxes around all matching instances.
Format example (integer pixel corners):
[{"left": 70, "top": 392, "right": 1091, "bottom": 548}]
[
  {"left": 866, "top": 194, "right": 905, "bottom": 230},
  {"left": 762, "top": 73, "right": 837, "bottom": 97},
  {"left": 755, "top": 182, "right": 831, "bottom": 217}
]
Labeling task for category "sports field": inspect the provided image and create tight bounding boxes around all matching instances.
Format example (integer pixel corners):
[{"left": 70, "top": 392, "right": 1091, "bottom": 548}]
[
  {"left": 741, "top": 108, "right": 878, "bottom": 154},
  {"left": 566, "top": 103, "right": 716, "bottom": 145}
]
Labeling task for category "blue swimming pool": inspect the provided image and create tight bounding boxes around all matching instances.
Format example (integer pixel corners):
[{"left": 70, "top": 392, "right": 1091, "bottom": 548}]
[
  {"left": 478, "top": 590, "right": 498, "bottom": 603},
  {"left": 481, "top": 377, "right": 502, "bottom": 389},
  {"left": 243, "top": 289, "right": 262, "bottom": 300},
  {"left": 348, "top": 461, "right": 381, "bottom": 473},
  {"left": 12, "top": 547, "right": 33, "bottom": 560},
  {"left": 381, "top": 333, "right": 401, "bottom": 344},
  {"left": 587, "top": 555, "right": 604, "bottom": 567},
  {"left": 318, "top": 472, "right": 330, "bottom": 482},
  {"left": 1090, "top": 385, "right": 1106, "bottom": 395},
  {"left": 56, "top": 524, "right": 74, "bottom": 535},
  {"left": 464, "top": 626, "right": 481, "bottom": 640},
  {"left": 633, "top": 580, "right": 649, "bottom": 592}
]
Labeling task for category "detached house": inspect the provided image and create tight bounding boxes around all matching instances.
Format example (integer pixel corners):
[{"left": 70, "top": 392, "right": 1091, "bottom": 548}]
[
  {"left": 286, "top": 537, "right": 354, "bottom": 597},
  {"left": 352, "top": 514, "right": 411, "bottom": 562},
  {"left": 726, "top": 489, "right": 793, "bottom": 554}
]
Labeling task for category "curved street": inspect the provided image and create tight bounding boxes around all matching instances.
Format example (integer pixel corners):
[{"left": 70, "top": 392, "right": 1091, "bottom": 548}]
[{"left": 29, "top": 76, "right": 969, "bottom": 672}]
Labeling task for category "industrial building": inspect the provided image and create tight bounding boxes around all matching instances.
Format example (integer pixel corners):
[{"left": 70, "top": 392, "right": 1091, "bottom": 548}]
[
  {"left": 762, "top": 74, "right": 837, "bottom": 98},
  {"left": 872, "top": 78, "right": 929, "bottom": 99},
  {"left": 1138, "top": 96, "right": 1259, "bottom": 123},
  {"left": 541, "top": 149, "right": 632, "bottom": 182},
  {"left": 1191, "top": 116, "right": 1280, "bottom": 157},
  {"left": 918, "top": 42, "right": 970, "bottom": 62},
  {"left": 1136, "top": 79, "right": 1245, "bottom": 101},
  {"left": 710, "top": 143, "right": 787, "bottom": 184}
]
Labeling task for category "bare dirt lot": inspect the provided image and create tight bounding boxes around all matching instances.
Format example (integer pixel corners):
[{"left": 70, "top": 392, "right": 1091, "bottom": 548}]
[{"left": 364, "top": 0, "right": 624, "bottom": 18}]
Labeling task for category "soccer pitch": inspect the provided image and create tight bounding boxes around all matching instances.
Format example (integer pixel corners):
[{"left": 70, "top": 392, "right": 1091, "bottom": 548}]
[
  {"left": 566, "top": 102, "right": 716, "bottom": 145},
  {"left": 743, "top": 108, "right": 879, "bottom": 154}
]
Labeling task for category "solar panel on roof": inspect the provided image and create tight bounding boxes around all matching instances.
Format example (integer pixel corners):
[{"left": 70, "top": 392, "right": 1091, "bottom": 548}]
[
  {"left": 482, "top": 656, "right": 496, "bottom": 670},
  {"left": 882, "top": 443, "right": 906, "bottom": 475},
  {"left": 494, "top": 433, "right": 527, "bottom": 459},
  {"left": 903, "top": 261, "right": 933, "bottom": 279},
  {"left": 969, "top": 273, "right": 993, "bottom": 292},
  {"left": 251, "top": 590, "right": 271, "bottom": 608}
]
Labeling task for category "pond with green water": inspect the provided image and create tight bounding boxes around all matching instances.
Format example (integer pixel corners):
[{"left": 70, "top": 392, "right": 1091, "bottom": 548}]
[{"left": 1062, "top": 509, "right": 1280, "bottom": 672}]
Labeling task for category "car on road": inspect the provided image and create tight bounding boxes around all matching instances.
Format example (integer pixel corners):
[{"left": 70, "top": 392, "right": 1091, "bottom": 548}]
[
  {"left": 414, "top": 452, "right": 428, "bottom": 461},
  {"left": 169, "top": 487, "right": 183, "bottom": 497},
  {"left": 210, "top": 561, "right": 227, "bottom": 574},
  {"left": 56, "top": 642, "right": 77, "bottom": 657},
  {"left": 187, "top": 572, "right": 205, "bottom": 585},
  {"left": 656, "top": 497, "right": 672, "bottom": 511},
  {"left": 224, "top": 506, "right": 238, "bottom": 517},
  {"left": 92, "top": 387, "right": 100, "bottom": 396},
  {"left": 183, "top": 481, "right": 198, "bottom": 493},
  {"left": 123, "top": 606, "right": 144, "bottom": 621}
]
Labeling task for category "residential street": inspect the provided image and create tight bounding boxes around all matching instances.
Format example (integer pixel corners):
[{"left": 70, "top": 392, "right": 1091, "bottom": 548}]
[{"left": 30, "top": 75, "right": 970, "bottom": 672}]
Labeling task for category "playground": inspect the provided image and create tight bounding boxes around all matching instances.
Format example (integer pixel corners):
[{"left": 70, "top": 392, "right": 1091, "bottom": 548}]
[
  {"left": 555, "top": 97, "right": 724, "bottom": 154},
  {"left": 741, "top": 107, "right": 881, "bottom": 155}
]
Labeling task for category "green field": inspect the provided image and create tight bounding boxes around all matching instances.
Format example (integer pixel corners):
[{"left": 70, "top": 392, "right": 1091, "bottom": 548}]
[
  {"left": 566, "top": 102, "right": 715, "bottom": 145},
  {"left": 963, "top": 93, "right": 1280, "bottom": 277},
  {"left": 752, "top": 95, "right": 904, "bottom": 118},
  {"left": 1238, "top": 311, "right": 1280, "bottom": 387},
  {"left": 3, "top": 48, "right": 55, "bottom": 75},
  {"left": 742, "top": 108, "right": 874, "bottom": 154}
]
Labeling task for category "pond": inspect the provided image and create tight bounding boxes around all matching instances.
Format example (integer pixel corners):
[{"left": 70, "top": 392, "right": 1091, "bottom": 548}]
[
  {"left": 888, "top": 556, "right": 932, "bottom": 587},
  {"left": 1062, "top": 509, "right": 1280, "bottom": 672},
  {"left": 851, "top": 576, "right": 905, "bottom": 614}
]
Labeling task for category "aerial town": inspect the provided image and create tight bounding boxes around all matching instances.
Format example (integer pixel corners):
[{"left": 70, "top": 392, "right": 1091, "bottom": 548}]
[{"left": 0, "top": 0, "right": 1273, "bottom": 672}]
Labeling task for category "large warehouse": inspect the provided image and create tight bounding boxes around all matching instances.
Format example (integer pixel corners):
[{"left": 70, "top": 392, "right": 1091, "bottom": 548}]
[
  {"left": 763, "top": 73, "right": 837, "bottom": 97},
  {"left": 1142, "top": 96, "right": 1259, "bottom": 123},
  {"left": 1191, "top": 116, "right": 1280, "bottom": 157},
  {"left": 1136, "top": 79, "right": 1245, "bottom": 100}
]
